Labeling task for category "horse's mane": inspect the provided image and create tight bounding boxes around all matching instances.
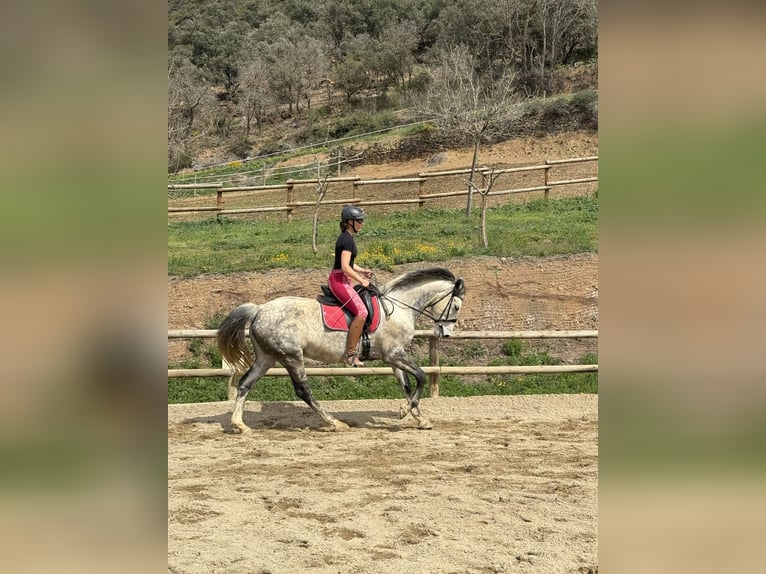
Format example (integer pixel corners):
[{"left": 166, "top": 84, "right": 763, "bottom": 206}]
[{"left": 382, "top": 267, "right": 455, "bottom": 294}]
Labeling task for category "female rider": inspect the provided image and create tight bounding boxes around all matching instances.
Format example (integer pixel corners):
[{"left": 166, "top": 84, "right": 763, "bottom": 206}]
[{"left": 329, "top": 205, "right": 374, "bottom": 366}]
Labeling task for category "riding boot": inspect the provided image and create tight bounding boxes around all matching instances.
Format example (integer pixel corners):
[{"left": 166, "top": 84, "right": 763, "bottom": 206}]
[{"left": 344, "top": 315, "right": 366, "bottom": 367}]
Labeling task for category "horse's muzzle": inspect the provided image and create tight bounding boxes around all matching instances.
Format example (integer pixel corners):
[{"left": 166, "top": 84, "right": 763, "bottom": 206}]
[{"left": 435, "top": 323, "right": 455, "bottom": 338}]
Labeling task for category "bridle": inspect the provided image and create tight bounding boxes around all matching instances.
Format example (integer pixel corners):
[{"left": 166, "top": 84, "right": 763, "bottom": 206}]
[{"left": 370, "top": 282, "right": 462, "bottom": 325}]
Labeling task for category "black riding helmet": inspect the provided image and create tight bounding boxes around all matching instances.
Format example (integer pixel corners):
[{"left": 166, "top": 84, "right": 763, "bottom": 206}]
[{"left": 340, "top": 205, "right": 365, "bottom": 222}]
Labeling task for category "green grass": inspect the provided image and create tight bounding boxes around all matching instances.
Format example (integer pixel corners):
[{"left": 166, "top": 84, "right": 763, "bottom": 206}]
[
  {"left": 168, "top": 194, "right": 597, "bottom": 277},
  {"left": 168, "top": 370, "right": 597, "bottom": 403}
]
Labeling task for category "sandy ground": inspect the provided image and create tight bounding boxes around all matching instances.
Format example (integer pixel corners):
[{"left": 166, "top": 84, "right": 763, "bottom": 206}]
[{"left": 168, "top": 394, "right": 598, "bottom": 574}]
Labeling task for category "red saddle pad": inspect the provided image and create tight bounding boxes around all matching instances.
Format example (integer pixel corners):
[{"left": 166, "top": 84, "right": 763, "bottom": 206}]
[{"left": 319, "top": 295, "right": 381, "bottom": 332}]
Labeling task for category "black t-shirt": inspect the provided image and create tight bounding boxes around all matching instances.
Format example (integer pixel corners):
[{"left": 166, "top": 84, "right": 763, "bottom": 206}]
[{"left": 333, "top": 232, "right": 357, "bottom": 270}]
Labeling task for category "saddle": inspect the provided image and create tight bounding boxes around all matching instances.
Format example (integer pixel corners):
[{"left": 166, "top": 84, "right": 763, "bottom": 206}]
[
  {"left": 316, "top": 284, "right": 381, "bottom": 334},
  {"left": 317, "top": 285, "right": 382, "bottom": 361}
]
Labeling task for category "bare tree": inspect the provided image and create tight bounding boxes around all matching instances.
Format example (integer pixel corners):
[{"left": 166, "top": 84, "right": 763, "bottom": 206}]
[
  {"left": 467, "top": 168, "right": 502, "bottom": 248},
  {"left": 296, "top": 38, "right": 329, "bottom": 111},
  {"left": 311, "top": 158, "right": 330, "bottom": 255},
  {"left": 168, "top": 63, "right": 210, "bottom": 141},
  {"left": 420, "top": 45, "right": 517, "bottom": 216},
  {"left": 237, "top": 56, "right": 272, "bottom": 141},
  {"left": 168, "top": 62, "right": 212, "bottom": 171}
]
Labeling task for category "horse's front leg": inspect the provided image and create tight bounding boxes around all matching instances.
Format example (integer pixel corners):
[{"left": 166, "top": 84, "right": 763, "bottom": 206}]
[
  {"left": 392, "top": 367, "right": 413, "bottom": 402},
  {"left": 283, "top": 361, "right": 350, "bottom": 432},
  {"left": 387, "top": 355, "right": 433, "bottom": 430}
]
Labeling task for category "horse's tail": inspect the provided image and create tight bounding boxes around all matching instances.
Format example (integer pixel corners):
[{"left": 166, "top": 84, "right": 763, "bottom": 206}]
[{"left": 217, "top": 303, "right": 259, "bottom": 372}]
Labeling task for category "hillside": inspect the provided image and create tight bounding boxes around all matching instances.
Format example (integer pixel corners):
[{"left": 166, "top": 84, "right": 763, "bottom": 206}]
[
  {"left": 169, "top": 0, "right": 598, "bottom": 172},
  {"left": 177, "top": 63, "right": 597, "bottom": 174}
]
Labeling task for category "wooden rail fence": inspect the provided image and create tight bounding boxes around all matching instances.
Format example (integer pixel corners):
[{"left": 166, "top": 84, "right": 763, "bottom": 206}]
[
  {"left": 168, "top": 329, "right": 598, "bottom": 398},
  {"left": 168, "top": 156, "right": 597, "bottom": 220}
]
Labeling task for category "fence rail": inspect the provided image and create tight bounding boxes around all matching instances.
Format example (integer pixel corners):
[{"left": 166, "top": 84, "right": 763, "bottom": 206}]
[
  {"left": 168, "top": 329, "right": 598, "bottom": 398},
  {"left": 167, "top": 155, "right": 598, "bottom": 219}
]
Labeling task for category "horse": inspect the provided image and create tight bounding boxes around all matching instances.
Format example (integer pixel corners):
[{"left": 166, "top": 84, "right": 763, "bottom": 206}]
[{"left": 217, "top": 268, "right": 466, "bottom": 433}]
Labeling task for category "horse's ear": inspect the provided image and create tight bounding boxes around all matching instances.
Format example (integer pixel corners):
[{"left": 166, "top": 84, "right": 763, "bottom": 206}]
[{"left": 454, "top": 278, "right": 466, "bottom": 298}]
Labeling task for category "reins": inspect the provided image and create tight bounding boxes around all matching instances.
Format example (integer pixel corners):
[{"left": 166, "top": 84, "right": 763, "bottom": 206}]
[{"left": 367, "top": 283, "right": 460, "bottom": 324}]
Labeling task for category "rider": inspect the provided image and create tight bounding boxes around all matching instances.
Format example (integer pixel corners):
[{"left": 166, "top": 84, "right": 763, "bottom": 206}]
[{"left": 329, "top": 205, "right": 374, "bottom": 366}]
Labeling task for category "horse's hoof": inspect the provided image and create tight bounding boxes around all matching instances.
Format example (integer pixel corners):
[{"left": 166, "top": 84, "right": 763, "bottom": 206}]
[
  {"left": 232, "top": 424, "right": 251, "bottom": 434},
  {"left": 331, "top": 420, "right": 350, "bottom": 432},
  {"left": 417, "top": 419, "right": 433, "bottom": 430}
]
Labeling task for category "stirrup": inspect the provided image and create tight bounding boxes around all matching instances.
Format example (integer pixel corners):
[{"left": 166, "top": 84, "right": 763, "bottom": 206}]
[{"left": 344, "top": 350, "right": 364, "bottom": 367}]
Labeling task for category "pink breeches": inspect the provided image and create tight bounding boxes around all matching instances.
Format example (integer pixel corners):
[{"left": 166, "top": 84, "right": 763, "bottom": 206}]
[{"left": 328, "top": 270, "right": 368, "bottom": 318}]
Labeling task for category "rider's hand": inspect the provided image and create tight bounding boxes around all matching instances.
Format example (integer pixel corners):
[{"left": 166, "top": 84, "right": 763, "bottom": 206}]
[{"left": 360, "top": 278, "right": 370, "bottom": 288}]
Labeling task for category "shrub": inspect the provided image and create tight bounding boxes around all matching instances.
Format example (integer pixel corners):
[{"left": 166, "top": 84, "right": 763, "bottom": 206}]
[
  {"left": 502, "top": 339, "right": 523, "bottom": 359},
  {"left": 569, "top": 89, "right": 598, "bottom": 112},
  {"left": 227, "top": 138, "right": 251, "bottom": 159}
]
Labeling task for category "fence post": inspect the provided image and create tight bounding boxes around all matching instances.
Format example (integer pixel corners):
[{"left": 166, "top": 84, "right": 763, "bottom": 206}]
[
  {"left": 216, "top": 189, "right": 223, "bottom": 220},
  {"left": 286, "top": 180, "right": 295, "bottom": 222},
  {"left": 418, "top": 179, "right": 426, "bottom": 209},
  {"left": 544, "top": 160, "right": 551, "bottom": 201},
  {"left": 428, "top": 338, "right": 440, "bottom": 397}
]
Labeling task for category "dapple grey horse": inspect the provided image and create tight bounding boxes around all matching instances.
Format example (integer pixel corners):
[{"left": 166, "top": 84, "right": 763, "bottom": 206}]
[{"left": 217, "top": 268, "right": 466, "bottom": 432}]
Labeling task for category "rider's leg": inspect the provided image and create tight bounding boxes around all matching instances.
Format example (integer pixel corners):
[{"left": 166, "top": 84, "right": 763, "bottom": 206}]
[{"left": 345, "top": 315, "right": 366, "bottom": 366}]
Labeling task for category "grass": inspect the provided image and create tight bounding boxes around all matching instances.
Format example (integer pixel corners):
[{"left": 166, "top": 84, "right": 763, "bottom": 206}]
[
  {"left": 168, "top": 370, "right": 597, "bottom": 404},
  {"left": 168, "top": 194, "right": 597, "bottom": 277}
]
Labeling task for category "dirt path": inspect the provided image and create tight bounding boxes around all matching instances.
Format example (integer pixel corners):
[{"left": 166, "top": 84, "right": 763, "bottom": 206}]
[{"left": 168, "top": 394, "right": 598, "bottom": 574}]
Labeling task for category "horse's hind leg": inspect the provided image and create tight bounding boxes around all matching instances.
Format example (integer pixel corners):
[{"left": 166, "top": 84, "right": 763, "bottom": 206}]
[
  {"left": 283, "top": 359, "right": 350, "bottom": 432},
  {"left": 231, "top": 356, "right": 275, "bottom": 434}
]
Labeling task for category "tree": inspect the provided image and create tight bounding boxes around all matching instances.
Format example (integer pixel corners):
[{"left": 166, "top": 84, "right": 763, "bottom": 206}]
[
  {"left": 377, "top": 21, "right": 419, "bottom": 91},
  {"left": 295, "top": 37, "right": 329, "bottom": 111},
  {"left": 168, "top": 60, "right": 213, "bottom": 172},
  {"left": 267, "top": 37, "right": 304, "bottom": 114},
  {"left": 332, "top": 35, "right": 375, "bottom": 103},
  {"left": 419, "top": 45, "right": 517, "bottom": 216},
  {"left": 467, "top": 168, "right": 502, "bottom": 248},
  {"left": 168, "top": 61, "right": 210, "bottom": 141},
  {"left": 322, "top": 0, "right": 366, "bottom": 50},
  {"left": 237, "top": 56, "right": 272, "bottom": 141}
]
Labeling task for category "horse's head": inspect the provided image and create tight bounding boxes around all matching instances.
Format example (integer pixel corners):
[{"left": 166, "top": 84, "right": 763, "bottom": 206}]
[{"left": 432, "top": 277, "right": 465, "bottom": 338}]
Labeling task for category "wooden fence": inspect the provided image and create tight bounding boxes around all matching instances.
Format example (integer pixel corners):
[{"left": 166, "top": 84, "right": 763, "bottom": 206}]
[
  {"left": 168, "top": 328, "right": 598, "bottom": 399},
  {"left": 167, "top": 155, "right": 597, "bottom": 220}
]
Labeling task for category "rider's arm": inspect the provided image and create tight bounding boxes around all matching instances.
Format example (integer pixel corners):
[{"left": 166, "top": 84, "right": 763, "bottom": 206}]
[{"left": 340, "top": 250, "right": 370, "bottom": 286}]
